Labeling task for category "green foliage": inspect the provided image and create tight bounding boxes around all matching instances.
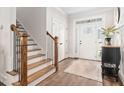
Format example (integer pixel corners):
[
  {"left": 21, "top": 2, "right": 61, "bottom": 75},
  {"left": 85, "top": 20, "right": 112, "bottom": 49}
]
[{"left": 101, "top": 26, "right": 118, "bottom": 38}]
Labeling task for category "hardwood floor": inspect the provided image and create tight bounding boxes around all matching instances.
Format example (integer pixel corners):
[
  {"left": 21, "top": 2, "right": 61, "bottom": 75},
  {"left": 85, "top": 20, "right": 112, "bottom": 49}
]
[{"left": 37, "top": 58, "right": 122, "bottom": 86}]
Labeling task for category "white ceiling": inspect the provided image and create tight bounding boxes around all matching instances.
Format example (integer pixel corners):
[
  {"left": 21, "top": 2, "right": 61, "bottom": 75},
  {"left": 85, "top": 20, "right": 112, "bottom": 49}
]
[{"left": 60, "top": 7, "right": 112, "bottom": 15}]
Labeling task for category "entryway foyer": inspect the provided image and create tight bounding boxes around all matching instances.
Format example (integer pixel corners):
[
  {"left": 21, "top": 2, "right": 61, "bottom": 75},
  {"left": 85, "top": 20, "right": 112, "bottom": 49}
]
[{"left": 0, "top": 7, "right": 124, "bottom": 86}]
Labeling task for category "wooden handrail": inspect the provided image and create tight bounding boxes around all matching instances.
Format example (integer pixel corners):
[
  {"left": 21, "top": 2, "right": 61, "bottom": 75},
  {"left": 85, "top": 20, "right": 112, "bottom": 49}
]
[
  {"left": 11, "top": 24, "right": 28, "bottom": 86},
  {"left": 11, "top": 24, "right": 22, "bottom": 37},
  {"left": 47, "top": 31, "right": 55, "bottom": 41},
  {"left": 47, "top": 31, "right": 58, "bottom": 71}
]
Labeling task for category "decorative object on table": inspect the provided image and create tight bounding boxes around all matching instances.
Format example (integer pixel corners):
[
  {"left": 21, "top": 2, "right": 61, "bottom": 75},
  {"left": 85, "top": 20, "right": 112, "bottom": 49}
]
[
  {"left": 102, "top": 46, "right": 121, "bottom": 81},
  {"left": 105, "top": 38, "right": 111, "bottom": 45},
  {"left": 101, "top": 26, "right": 118, "bottom": 45}
]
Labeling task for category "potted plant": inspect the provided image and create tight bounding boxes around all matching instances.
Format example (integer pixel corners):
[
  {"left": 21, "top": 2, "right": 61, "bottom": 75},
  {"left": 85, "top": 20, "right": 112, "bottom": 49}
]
[{"left": 101, "top": 26, "right": 118, "bottom": 45}]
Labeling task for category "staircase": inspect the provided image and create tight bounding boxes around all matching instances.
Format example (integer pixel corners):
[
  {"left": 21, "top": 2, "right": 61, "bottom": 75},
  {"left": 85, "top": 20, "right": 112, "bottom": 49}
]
[{"left": 7, "top": 20, "right": 58, "bottom": 86}]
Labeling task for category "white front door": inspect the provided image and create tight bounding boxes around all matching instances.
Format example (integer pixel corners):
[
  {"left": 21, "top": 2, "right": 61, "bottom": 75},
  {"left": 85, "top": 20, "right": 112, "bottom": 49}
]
[
  {"left": 76, "top": 19, "right": 103, "bottom": 60},
  {"left": 79, "top": 23, "right": 97, "bottom": 60}
]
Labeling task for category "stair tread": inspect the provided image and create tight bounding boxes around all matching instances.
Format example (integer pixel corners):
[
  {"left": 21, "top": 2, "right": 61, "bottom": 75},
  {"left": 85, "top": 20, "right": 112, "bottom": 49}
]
[
  {"left": 28, "top": 48, "right": 41, "bottom": 52},
  {"left": 16, "top": 24, "right": 22, "bottom": 26},
  {"left": 19, "top": 32, "right": 30, "bottom": 37},
  {"left": 17, "top": 54, "right": 45, "bottom": 62},
  {"left": 17, "top": 27, "right": 24, "bottom": 30},
  {"left": 28, "top": 65, "right": 54, "bottom": 83},
  {"left": 17, "top": 29, "right": 25, "bottom": 32},
  {"left": 28, "top": 58, "right": 52, "bottom": 70},
  {"left": 27, "top": 44, "right": 37, "bottom": 46},
  {"left": 12, "top": 65, "right": 54, "bottom": 86},
  {"left": 16, "top": 48, "right": 41, "bottom": 53},
  {"left": 28, "top": 39, "right": 34, "bottom": 41},
  {"left": 17, "top": 44, "right": 37, "bottom": 46},
  {"left": 17, "top": 38, "right": 33, "bottom": 41},
  {"left": 16, "top": 27, "right": 24, "bottom": 29},
  {"left": 18, "top": 31, "right": 26, "bottom": 32},
  {"left": 7, "top": 70, "right": 18, "bottom": 76},
  {"left": 15, "top": 33, "right": 30, "bottom": 37},
  {"left": 17, "top": 48, "right": 41, "bottom": 53},
  {"left": 16, "top": 25, "right": 23, "bottom": 28},
  {"left": 16, "top": 22, "right": 19, "bottom": 24},
  {"left": 28, "top": 53, "right": 45, "bottom": 60},
  {"left": 16, "top": 20, "right": 19, "bottom": 23}
]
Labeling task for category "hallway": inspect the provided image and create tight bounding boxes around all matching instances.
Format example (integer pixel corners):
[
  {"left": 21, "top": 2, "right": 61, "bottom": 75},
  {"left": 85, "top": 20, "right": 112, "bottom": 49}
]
[{"left": 37, "top": 58, "right": 122, "bottom": 86}]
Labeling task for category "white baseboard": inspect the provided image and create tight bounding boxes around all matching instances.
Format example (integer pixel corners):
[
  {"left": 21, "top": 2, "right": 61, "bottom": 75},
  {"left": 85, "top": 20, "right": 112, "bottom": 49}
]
[
  {"left": 119, "top": 72, "right": 124, "bottom": 85},
  {"left": 0, "top": 73, "right": 10, "bottom": 85}
]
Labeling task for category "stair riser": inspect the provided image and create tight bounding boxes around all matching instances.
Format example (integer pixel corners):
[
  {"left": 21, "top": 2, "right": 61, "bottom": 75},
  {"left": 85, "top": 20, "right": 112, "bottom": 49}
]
[
  {"left": 28, "top": 68, "right": 55, "bottom": 86},
  {"left": 28, "top": 46, "right": 39, "bottom": 50},
  {"left": 28, "top": 57, "right": 46, "bottom": 65},
  {"left": 28, "top": 41, "right": 35, "bottom": 45},
  {"left": 17, "top": 26, "right": 23, "bottom": 28},
  {"left": 28, "top": 51, "right": 42, "bottom": 56},
  {"left": 16, "top": 38, "right": 33, "bottom": 42},
  {"left": 16, "top": 49, "right": 41, "bottom": 54},
  {"left": 28, "top": 36, "right": 32, "bottom": 39},
  {"left": 17, "top": 28, "right": 25, "bottom": 31},
  {"left": 28, "top": 62, "right": 52, "bottom": 76}
]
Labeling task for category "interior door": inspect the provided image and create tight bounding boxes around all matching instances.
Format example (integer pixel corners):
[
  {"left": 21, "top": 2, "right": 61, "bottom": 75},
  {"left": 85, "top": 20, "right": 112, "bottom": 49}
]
[
  {"left": 52, "top": 19, "right": 65, "bottom": 62},
  {"left": 58, "top": 23, "right": 65, "bottom": 61},
  {"left": 78, "top": 23, "right": 98, "bottom": 60},
  {"left": 47, "top": 20, "right": 59, "bottom": 59}
]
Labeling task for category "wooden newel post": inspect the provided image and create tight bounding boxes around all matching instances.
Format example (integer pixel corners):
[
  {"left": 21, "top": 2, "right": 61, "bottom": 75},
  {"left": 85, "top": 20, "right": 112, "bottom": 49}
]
[
  {"left": 54, "top": 36, "right": 58, "bottom": 72},
  {"left": 20, "top": 33, "right": 28, "bottom": 86}
]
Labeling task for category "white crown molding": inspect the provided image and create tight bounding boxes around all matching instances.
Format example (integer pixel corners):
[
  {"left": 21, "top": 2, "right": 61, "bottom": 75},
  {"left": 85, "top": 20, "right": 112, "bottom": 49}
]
[{"left": 55, "top": 7, "right": 68, "bottom": 16}]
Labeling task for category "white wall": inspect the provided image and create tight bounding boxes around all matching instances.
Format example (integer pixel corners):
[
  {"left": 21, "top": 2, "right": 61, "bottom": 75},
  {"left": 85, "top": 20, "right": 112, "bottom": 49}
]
[
  {"left": 68, "top": 8, "right": 115, "bottom": 57},
  {"left": 118, "top": 7, "right": 124, "bottom": 85},
  {"left": 16, "top": 8, "right": 46, "bottom": 54},
  {"left": 0, "top": 8, "right": 16, "bottom": 85},
  {"left": 46, "top": 7, "right": 69, "bottom": 59}
]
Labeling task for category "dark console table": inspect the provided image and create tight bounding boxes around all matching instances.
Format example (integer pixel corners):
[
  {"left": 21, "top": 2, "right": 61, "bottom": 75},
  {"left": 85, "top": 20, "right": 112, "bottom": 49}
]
[{"left": 102, "top": 45, "right": 121, "bottom": 81}]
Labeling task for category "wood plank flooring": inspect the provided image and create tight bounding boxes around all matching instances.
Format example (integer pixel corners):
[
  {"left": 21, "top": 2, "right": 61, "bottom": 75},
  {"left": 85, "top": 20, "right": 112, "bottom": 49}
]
[{"left": 37, "top": 58, "right": 122, "bottom": 86}]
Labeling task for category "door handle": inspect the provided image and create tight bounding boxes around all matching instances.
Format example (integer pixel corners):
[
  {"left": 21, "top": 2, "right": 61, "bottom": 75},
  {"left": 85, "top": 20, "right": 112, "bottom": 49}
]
[{"left": 80, "top": 43, "right": 82, "bottom": 44}]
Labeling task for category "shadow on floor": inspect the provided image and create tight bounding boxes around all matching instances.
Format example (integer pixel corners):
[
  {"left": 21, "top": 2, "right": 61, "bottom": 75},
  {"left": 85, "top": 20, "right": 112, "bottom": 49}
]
[{"left": 0, "top": 81, "right": 5, "bottom": 86}]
